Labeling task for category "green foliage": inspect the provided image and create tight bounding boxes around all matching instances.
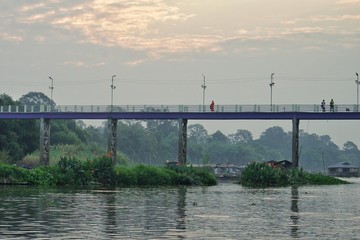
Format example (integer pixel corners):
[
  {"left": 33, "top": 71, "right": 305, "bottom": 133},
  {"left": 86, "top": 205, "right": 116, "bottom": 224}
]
[
  {"left": 55, "top": 156, "right": 93, "bottom": 185},
  {"left": 134, "top": 165, "right": 172, "bottom": 186},
  {"left": 27, "top": 167, "right": 57, "bottom": 186},
  {"left": 114, "top": 167, "right": 138, "bottom": 186},
  {"left": 240, "top": 162, "right": 349, "bottom": 188},
  {"left": 165, "top": 164, "right": 217, "bottom": 186},
  {"left": 88, "top": 156, "right": 115, "bottom": 185},
  {"left": 0, "top": 157, "right": 216, "bottom": 187},
  {"left": 0, "top": 163, "right": 29, "bottom": 184},
  {"left": 0, "top": 150, "right": 11, "bottom": 163}
]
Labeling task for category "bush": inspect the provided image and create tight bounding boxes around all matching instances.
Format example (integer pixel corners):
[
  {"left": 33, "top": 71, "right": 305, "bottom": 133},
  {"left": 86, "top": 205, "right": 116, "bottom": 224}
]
[
  {"left": 27, "top": 167, "right": 57, "bottom": 186},
  {"left": 0, "top": 158, "right": 217, "bottom": 187},
  {"left": 0, "top": 163, "right": 29, "bottom": 184},
  {"left": 240, "top": 162, "right": 349, "bottom": 188},
  {"left": 88, "top": 156, "right": 115, "bottom": 185},
  {"left": 114, "top": 167, "right": 138, "bottom": 186}
]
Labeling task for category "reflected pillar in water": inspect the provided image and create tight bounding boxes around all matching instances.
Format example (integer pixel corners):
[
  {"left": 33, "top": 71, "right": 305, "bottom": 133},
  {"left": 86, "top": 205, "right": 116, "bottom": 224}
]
[
  {"left": 104, "top": 193, "right": 117, "bottom": 236},
  {"left": 178, "top": 119, "right": 188, "bottom": 165},
  {"left": 176, "top": 187, "right": 187, "bottom": 230},
  {"left": 290, "top": 186, "right": 299, "bottom": 238}
]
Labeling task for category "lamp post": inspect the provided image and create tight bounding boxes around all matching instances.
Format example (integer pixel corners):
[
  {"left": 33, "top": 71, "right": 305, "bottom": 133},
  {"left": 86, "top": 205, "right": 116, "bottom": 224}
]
[
  {"left": 270, "top": 73, "right": 275, "bottom": 111},
  {"left": 48, "top": 76, "right": 54, "bottom": 103},
  {"left": 201, "top": 74, "right": 206, "bottom": 112},
  {"left": 356, "top": 73, "right": 359, "bottom": 111},
  {"left": 111, "top": 75, "right": 116, "bottom": 112}
]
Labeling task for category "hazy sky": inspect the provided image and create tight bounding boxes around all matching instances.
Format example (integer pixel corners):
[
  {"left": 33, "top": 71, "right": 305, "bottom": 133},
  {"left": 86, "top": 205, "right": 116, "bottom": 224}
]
[{"left": 1, "top": 0, "right": 360, "bottom": 147}]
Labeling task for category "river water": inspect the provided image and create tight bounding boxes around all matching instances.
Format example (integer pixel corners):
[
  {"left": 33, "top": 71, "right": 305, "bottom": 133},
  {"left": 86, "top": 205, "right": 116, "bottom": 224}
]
[{"left": 1, "top": 179, "right": 360, "bottom": 239}]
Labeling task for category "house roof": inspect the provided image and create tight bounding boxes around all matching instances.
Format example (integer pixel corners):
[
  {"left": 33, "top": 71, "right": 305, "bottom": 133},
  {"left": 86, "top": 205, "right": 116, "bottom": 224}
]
[{"left": 328, "top": 162, "right": 359, "bottom": 169}]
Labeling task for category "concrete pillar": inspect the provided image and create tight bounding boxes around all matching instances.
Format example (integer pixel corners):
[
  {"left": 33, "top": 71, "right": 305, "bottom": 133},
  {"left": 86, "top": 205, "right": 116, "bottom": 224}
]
[
  {"left": 40, "top": 118, "right": 51, "bottom": 166},
  {"left": 292, "top": 118, "right": 300, "bottom": 168},
  {"left": 107, "top": 118, "right": 118, "bottom": 166},
  {"left": 178, "top": 118, "right": 188, "bottom": 165}
]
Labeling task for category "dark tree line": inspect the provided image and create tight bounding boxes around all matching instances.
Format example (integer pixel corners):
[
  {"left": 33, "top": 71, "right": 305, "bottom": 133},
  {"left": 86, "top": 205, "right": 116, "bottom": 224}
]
[{"left": 1, "top": 92, "right": 360, "bottom": 172}]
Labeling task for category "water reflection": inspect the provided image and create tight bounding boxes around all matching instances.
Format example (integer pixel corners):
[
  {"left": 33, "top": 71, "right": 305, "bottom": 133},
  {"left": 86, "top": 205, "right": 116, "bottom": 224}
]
[
  {"left": 290, "top": 186, "right": 299, "bottom": 238},
  {"left": 176, "top": 187, "right": 186, "bottom": 231},
  {"left": 1, "top": 182, "right": 360, "bottom": 239}
]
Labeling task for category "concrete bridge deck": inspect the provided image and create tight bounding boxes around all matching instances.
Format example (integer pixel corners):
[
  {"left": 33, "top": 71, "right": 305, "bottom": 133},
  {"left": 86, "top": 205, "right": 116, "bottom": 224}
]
[{"left": 1, "top": 104, "right": 360, "bottom": 120}]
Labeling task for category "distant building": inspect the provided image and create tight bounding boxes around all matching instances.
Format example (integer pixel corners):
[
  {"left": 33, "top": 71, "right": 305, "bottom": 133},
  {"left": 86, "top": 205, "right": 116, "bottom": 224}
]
[
  {"left": 214, "top": 163, "right": 243, "bottom": 179},
  {"left": 328, "top": 162, "right": 359, "bottom": 177},
  {"left": 266, "top": 160, "right": 293, "bottom": 169}
]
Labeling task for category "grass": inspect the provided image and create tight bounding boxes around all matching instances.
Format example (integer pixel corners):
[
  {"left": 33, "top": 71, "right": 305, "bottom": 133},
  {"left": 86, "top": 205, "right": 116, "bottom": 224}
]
[
  {"left": 240, "top": 161, "right": 349, "bottom": 188},
  {"left": 20, "top": 143, "right": 131, "bottom": 168}
]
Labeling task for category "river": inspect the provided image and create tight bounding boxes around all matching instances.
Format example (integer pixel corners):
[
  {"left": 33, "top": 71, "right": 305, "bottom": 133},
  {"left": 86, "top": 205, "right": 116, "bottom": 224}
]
[{"left": 1, "top": 179, "right": 360, "bottom": 239}]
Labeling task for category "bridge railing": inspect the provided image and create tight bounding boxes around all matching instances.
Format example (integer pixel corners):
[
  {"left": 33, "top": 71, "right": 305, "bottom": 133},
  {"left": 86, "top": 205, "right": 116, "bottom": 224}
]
[{"left": 0, "top": 104, "right": 358, "bottom": 113}]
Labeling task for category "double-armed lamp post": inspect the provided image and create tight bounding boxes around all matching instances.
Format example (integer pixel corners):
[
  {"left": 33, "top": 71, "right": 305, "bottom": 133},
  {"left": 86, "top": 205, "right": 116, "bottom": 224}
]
[
  {"left": 270, "top": 73, "right": 275, "bottom": 111},
  {"left": 48, "top": 76, "right": 54, "bottom": 103},
  {"left": 201, "top": 74, "right": 206, "bottom": 112}
]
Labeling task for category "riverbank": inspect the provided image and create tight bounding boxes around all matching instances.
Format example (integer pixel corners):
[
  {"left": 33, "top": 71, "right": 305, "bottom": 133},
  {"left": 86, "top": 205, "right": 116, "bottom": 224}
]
[{"left": 0, "top": 156, "right": 216, "bottom": 187}]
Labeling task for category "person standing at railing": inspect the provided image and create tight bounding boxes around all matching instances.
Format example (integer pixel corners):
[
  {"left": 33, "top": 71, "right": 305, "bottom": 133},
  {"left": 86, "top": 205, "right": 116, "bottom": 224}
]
[
  {"left": 330, "top": 99, "right": 334, "bottom": 112},
  {"left": 210, "top": 100, "right": 215, "bottom": 112},
  {"left": 321, "top": 100, "right": 326, "bottom": 112}
]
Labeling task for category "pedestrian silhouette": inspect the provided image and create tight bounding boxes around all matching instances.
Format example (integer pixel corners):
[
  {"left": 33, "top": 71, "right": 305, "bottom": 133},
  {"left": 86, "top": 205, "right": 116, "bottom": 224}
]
[
  {"left": 321, "top": 100, "right": 325, "bottom": 112},
  {"left": 330, "top": 99, "right": 334, "bottom": 112},
  {"left": 210, "top": 100, "right": 215, "bottom": 112}
]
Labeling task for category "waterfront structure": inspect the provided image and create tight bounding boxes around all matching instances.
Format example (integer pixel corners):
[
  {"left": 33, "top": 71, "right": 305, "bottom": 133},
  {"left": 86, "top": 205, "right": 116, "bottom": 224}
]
[
  {"left": 1, "top": 103, "right": 360, "bottom": 167},
  {"left": 328, "top": 162, "right": 359, "bottom": 177}
]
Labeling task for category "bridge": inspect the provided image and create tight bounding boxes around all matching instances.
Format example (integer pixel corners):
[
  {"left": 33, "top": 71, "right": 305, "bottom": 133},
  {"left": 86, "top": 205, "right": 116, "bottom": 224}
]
[{"left": 1, "top": 104, "right": 360, "bottom": 167}]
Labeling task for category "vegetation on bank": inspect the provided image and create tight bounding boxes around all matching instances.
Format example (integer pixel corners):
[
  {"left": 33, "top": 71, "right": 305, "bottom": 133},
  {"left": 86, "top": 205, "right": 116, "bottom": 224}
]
[
  {"left": 240, "top": 162, "right": 349, "bottom": 188},
  {"left": 0, "top": 156, "right": 216, "bottom": 187}
]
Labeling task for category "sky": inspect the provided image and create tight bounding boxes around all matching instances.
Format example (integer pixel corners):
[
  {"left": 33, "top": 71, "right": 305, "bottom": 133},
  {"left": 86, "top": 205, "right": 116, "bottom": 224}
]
[{"left": 1, "top": 0, "right": 360, "bottom": 148}]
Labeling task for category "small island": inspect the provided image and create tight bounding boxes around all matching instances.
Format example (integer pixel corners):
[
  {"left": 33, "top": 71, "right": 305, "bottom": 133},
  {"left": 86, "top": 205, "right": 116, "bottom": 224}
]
[{"left": 239, "top": 161, "right": 349, "bottom": 188}]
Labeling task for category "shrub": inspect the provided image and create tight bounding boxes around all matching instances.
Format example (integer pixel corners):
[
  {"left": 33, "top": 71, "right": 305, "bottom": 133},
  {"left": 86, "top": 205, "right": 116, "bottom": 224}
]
[
  {"left": 0, "top": 163, "right": 29, "bottom": 184},
  {"left": 240, "top": 161, "right": 349, "bottom": 188},
  {"left": 88, "top": 156, "right": 115, "bottom": 185},
  {"left": 27, "top": 167, "right": 57, "bottom": 186}
]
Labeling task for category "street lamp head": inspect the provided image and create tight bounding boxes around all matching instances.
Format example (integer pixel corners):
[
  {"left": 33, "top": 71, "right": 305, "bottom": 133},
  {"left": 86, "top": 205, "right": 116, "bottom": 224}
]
[
  {"left": 356, "top": 72, "right": 358, "bottom": 77},
  {"left": 49, "top": 76, "right": 53, "bottom": 80},
  {"left": 112, "top": 75, "right": 116, "bottom": 78}
]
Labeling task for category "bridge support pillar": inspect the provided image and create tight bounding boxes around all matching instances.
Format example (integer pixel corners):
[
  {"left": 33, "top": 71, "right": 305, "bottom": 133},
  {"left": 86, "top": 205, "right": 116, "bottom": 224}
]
[
  {"left": 292, "top": 118, "right": 299, "bottom": 168},
  {"left": 40, "top": 118, "right": 50, "bottom": 166},
  {"left": 178, "top": 118, "right": 188, "bottom": 165},
  {"left": 107, "top": 118, "right": 118, "bottom": 166}
]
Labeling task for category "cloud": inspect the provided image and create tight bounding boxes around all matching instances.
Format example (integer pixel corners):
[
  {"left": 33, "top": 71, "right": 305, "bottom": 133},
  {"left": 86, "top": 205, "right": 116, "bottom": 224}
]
[
  {"left": 0, "top": 33, "right": 23, "bottom": 43},
  {"left": 336, "top": 0, "right": 360, "bottom": 4},
  {"left": 4, "top": 0, "right": 359, "bottom": 61},
  {"left": 125, "top": 59, "right": 146, "bottom": 66},
  {"left": 312, "top": 14, "right": 360, "bottom": 22},
  {"left": 18, "top": 0, "right": 210, "bottom": 56}
]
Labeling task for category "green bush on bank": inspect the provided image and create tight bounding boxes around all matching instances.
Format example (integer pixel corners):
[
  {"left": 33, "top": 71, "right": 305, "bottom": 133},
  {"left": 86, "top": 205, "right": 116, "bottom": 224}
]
[
  {"left": 240, "top": 162, "right": 349, "bottom": 188},
  {"left": 0, "top": 157, "right": 216, "bottom": 187}
]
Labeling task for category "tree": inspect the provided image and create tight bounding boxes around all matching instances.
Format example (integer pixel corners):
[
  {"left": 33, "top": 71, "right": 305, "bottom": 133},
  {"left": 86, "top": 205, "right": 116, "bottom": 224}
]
[
  {"left": 19, "top": 91, "right": 55, "bottom": 108},
  {"left": 343, "top": 141, "right": 358, "bottom": 152},
  {"left": 208, "top": 130, "right": 229, "bottom": 144},
  {"left": 229, "top": 129, "right": 253, "bottom": 144},
  {"left": 0, "top": 94, "right": 38, "bottom": 162},
  {"left": 188, "top": 124, "right": 209, "bottom": 144}
]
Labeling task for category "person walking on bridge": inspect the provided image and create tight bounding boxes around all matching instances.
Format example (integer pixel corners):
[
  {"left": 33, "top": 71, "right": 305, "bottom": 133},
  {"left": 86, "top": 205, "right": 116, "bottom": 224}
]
[
  {"left": 321, "top": 100, "right": 326, "bottom": 112},
  {"left": 210, "top": 100, "right": 215, "bottom": 112},
  {"left": 330, "top": 99, "right": 334, "bottom": 112}
]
